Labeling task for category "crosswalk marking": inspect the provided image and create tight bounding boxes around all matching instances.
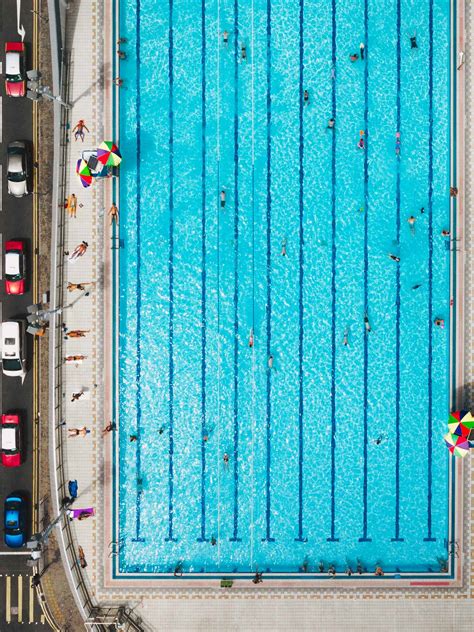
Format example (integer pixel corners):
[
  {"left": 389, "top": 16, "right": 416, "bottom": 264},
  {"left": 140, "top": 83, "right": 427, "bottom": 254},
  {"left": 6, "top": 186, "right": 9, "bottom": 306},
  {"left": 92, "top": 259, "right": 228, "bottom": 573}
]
[
  {"left": 1, "top": 574, "right": 46, "bottom": 625},
  {"left": 17, "top": 574, "right": 23, "bottom": 623},
  {"left": 29, "top": 577, "right": 34, "bottom": 623},
  {"left": 6, "top": 575, "right": 11, "bottom": 623}
]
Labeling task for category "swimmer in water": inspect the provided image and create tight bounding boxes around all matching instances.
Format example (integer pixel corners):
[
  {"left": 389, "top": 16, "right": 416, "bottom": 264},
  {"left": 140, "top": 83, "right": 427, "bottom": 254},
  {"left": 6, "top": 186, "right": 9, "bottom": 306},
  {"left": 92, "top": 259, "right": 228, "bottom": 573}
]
[
  {"left": 441, "top": 229, "right": 450, "bottom": 237},
  {"left": 220, "top": 190, "right": 226, "bottom": 208},
  {"left": 350, "top": 53, "right": 359, "bottom": 62},
  {"left": 327, "top": 118, "right": 335, "bottom": 129},
  {"left": 373, "top": 434, "right": 384, "bottom": 445},
  {"left": 223, "top": 453, "right": 229, "bottom": 467},
  {"left": 281, "top": 238, "right": 287, "bottom": 256},
  {"left": 412, "top": 283, "right": 422, "bottom": 290},
  {"left": 303, "top": 89, "right": 309, "bottom": 105},
  {"left": 434, "top": 318, "right": 445, "bottom": 328},
  {"left": 241, "top": 43, "right": 247, "bottom": 61},
  {"left": 249, "top": 329, "right": 254, "bottom": 348},
  {"left": 395, "top": 131, "right": 401, "bottom": 156},
  {"left": 407, "top": 215, "right": 416, "bottom": 235},
  {"left": 268, "top": 354, "right": 274, "bottom": 369},
  {"left": 388, "top": 253, "right": 401, "bottom": 262},
  {"left": 409, "top": 33, "right": 418, "bottom": 49},
  {"left": 360, "top": 42, "right": 365, "bottom": 59},
  {"left": 420, "top": 207, "right": 425, "bottom": 214},
  {"left": 358, "top": 130, "right": 365, "bottom": 150},
  {"left": 343, "top": 328, "right": 349, "bottom": 347},
  {"left": 364, "top": 313, "right": 371, "bottom": 333},
  {"left": 223, "top": 30, "right": 229, "bottom": 45}
]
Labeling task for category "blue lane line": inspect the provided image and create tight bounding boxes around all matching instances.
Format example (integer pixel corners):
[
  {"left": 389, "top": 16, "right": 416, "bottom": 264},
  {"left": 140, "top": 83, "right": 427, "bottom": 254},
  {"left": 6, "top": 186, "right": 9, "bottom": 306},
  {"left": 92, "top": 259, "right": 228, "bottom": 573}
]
[
  {"left": 392, "top": 0, "right": 403, "bottom": 543},
  {"left": 263, "top": 0, "right": 274, "bottom": 543},
  {"left": 132, "top": 0, "right": 144, "bottom": 544},
  {"left": 295, "top": 0, "right": 306, "bottom": 544},
  {"left": 165, "top": 0, "right": 177, "bottom": 543},
  {"left": 230, "top": 0, "right": 241, "bottom": 543},
  {"left": 424, "top": 0, "right": 436, "bottom": 543},
  {"left": 327, "top": 0, "right": 339, "bottom": 544},
  {"left": 359, "top": 0, "right": 371, "bottom": 544},
  {"left": 198, "top": 0, "right": 208, "bottom": 543}
]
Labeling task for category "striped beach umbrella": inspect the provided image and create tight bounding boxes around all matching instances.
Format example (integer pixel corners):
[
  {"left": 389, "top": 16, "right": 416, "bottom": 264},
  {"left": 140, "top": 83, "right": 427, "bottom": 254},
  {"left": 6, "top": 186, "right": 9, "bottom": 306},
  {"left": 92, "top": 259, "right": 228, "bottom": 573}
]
[
  {"left": 444, "top": 432, "right": 470, "bottom": 457},
  {"left": 447, "top": 410, "right": 474, "bottom": 438},
  {"left": 97, "top": 141, "right": 122, "bottom": 167},
  {"left": 76, "top": 159, "right": 93, "bottom": 188}
]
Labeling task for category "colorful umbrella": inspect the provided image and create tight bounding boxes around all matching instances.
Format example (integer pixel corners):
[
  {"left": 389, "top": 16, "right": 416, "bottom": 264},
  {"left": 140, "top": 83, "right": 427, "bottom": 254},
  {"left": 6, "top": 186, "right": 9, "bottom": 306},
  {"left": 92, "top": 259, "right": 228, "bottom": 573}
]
[
  {"left": 97, "top": 141, "right": 122, "bottom": 167},
  {"left": 76, "top": 159, "right": 93, "bottom": 188},
  {"left": 447, "top": 410, "right": 474, "bottom": 437},
  {"left": 444, "top": 432, "right": 470, "bottom": 457}
]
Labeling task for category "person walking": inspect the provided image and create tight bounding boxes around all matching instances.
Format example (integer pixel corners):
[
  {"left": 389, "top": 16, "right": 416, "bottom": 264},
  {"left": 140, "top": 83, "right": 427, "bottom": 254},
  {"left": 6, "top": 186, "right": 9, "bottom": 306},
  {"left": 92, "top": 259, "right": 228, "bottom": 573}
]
[{"left": 109, "top": 203, "right": 119, "bottom": 225}]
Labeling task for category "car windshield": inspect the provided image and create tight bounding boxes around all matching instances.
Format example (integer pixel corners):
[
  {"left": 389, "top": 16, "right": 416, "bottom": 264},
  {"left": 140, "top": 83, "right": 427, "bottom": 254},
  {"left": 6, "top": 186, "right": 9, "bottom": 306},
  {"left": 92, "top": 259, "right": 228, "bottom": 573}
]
[
  {"left": 7, "top": 171, "right": 25, "bottom": 183},
  {"left": 2, "top": 359, "right": 21, "bottom": 371},
  {"left": 6, "top": 73, "right": 22, "bottom": 82}
]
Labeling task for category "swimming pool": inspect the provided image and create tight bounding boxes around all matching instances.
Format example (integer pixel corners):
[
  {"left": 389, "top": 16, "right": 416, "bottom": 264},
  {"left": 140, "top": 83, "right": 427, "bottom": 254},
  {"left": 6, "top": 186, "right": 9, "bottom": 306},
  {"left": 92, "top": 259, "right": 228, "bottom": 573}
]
[{"left": 114, "top": 0, "right": 456, "bottom": 577}]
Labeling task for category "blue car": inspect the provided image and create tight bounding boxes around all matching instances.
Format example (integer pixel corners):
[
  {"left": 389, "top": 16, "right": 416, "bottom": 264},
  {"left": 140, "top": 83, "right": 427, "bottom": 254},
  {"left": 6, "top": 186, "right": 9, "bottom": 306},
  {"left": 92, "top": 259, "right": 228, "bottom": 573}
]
[{"left": 4, "top": 494, "right": 26, "bottom": 548}]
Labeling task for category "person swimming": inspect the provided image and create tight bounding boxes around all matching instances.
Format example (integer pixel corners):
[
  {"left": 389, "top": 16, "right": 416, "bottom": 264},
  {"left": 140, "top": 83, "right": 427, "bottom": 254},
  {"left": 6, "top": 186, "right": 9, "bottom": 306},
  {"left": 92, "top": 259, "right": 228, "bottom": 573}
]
[
  {"left": 358, "top": 130, "right": 365, "bottom": 149},
  {"left": 388, "top": 253, "right": 401, "bottom": 262},
  {"left": 407, "top": 215, "right": 416, "bottom": 235},
  {"left": 303, "top": 89, "right": 309, "bottom": 105},
  {"left": 249, "top": 328, "right": 254, "bottom": 348},
  {"left": 395, "top": 131, "right": 401, "bottom": 156},
  {"left": 364, "top": 313, "right": 371, "bottom": 333},
  {"left": 343, "top": 328, "right": 349, "bottom": 347},
  {"left": 410, "top": 33, "right": 418, "bottom": 49},
  {"left": 268, "top": 354, "right": 274, "bottom": 369}
]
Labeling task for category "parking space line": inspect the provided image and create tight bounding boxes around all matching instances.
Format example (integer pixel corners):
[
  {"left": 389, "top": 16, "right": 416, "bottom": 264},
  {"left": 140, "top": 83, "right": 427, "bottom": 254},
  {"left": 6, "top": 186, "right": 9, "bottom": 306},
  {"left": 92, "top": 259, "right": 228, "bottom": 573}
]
[
  {"left": 0, "top": 62, "right": 3, "bottom": 73},
  {"left": 0, "top": 96, "right": 2, "bottom": 143},
  {"left": 6, "top": 575, "right": 11, "bottom": 623},
  {"left": 18, "top": 575, "right": 23, "bottom": 623},
  {"left": 0, "top": 165, "right": 2, "bottom": 211}
]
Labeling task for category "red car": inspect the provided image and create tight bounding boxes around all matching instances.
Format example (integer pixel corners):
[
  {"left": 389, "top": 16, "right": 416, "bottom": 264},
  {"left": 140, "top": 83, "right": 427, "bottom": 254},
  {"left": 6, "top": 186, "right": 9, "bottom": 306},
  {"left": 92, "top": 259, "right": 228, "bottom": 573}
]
[
  {"left": 1, "top": 414, "right": 21, "bottom": 467},
  {"left": 5, "top": 42, "right": 26, "bottom": 97},
  {"left": 5, "top": 241, "right": 26, "bottom": 295}
]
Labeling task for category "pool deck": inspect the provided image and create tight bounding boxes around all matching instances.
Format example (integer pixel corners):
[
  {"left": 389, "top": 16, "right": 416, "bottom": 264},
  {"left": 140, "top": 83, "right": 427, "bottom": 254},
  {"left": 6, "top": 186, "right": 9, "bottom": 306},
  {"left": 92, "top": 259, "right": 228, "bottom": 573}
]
[{"left": 54, "top": 0, "right": 474, "bottom": 629}]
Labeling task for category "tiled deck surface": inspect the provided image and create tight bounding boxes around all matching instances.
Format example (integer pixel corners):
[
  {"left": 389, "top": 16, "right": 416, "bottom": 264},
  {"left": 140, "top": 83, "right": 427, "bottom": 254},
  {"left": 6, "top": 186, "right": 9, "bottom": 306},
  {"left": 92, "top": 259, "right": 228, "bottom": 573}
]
[{"left": 57, "top": 0, "right": 474, "bottom": 629}]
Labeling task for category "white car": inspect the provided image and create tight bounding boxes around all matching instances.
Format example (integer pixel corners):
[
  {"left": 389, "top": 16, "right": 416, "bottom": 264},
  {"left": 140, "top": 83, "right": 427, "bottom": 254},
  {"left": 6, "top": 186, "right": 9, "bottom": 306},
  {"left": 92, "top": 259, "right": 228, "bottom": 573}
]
[
  {"left": 7, "top": 141, "right": 29, "bottom": 198},
  {"left": 1, "top": 322, "right": 26, "bottom": 383}
]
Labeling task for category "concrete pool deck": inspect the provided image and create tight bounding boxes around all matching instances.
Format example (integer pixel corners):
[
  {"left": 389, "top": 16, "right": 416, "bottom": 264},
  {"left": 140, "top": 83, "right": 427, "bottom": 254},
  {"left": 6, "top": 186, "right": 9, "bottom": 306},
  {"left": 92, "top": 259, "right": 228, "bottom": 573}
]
[{"left": 53, "top": 0, "right": 474, "bottom": 629}]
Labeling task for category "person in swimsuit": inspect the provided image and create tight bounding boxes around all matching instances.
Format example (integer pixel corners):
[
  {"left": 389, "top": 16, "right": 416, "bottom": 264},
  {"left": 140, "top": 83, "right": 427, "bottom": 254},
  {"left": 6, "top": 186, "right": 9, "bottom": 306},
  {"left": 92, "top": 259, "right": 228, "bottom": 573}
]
[
  {"left": 407, "top": 215, "right": 416, "bottom": 235},
  {"left": 72, "top": 120, "right": 90, "bottom": 142},
  {"left": 388, "top": 253, "right": 400, "bottom": 262},
  {"left": 220, "top": 190, "right": 226, "bottom": 208},
  {"left": 303, "top": 89, "right": 309, "bottom": 106},
  {"left": 65, "top": 329, "right": 90, "bottom": 338},
  {"left": 360, "top": 42, "right": 365, "bottom": 59},
  {"left": 223, "top": 31, "right": 229, "bottom": 45},
  {"left": 343, "top": 328, "right": 349, "bottom": 347},
  {"left": 364, "top": 313, "right": 371, "bottom": 333},
  {"left": 358, "top": 130, "right": 365, "bottom": 149},
  {"left": 409, "top": 33, "right": 417, "bottom": 49},
  {"left": 109, "top": 203, "right": 119, "bottom": 225},
  {"left": 350, "top": 53, "right": 359, "bottom": 62}
]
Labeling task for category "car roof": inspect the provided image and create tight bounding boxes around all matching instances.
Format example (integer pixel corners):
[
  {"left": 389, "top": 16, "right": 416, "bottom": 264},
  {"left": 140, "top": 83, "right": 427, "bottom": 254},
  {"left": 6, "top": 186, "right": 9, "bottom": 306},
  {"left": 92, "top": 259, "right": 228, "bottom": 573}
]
[
  {"left": 8, "top": 154, "right": 23, "bottom": 174},
  {"left": 5, "top": 51, "right": 20, "bottom": 76},
  {"left": 2, "top": 322, "right": 20, "bottom": 338},
  {"left": 5, "top": 252, "right": 20, "bottom": 275},
  {"left": 2, "top": 428, "right": 17, "bottom": 451}
]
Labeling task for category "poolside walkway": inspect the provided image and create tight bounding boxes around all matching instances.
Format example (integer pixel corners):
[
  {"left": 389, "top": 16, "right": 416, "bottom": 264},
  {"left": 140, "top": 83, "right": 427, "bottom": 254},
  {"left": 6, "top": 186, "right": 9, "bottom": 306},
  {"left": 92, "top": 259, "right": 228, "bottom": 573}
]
[{"left": 54, "top": 0, "right": 474, "bottom": 630}]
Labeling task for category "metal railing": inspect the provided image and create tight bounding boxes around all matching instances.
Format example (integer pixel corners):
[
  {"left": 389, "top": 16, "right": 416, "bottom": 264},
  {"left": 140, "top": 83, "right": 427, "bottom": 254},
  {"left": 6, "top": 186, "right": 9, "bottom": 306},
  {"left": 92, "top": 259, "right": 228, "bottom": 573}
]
[{"left": 46, "top": 22, "right": 146, "bottom": 632}]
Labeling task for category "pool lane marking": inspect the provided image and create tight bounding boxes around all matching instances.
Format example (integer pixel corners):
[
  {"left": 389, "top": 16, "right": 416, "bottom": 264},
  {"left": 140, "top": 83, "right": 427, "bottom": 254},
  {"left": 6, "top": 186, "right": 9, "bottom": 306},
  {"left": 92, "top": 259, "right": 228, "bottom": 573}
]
[
  {"left": 197, "top": 0, "right": 208, "bottom": 544},
  {"left": 359, "top": 0, "right": 371, "bottom": 544},
  {"left": 424, "top": 0, "right": 436, "bottom": 543},
  {"left": 392, "top": 0, "right": 403, "bottom": 544},
  {"left": 327, "top": 0, "right": 338, "bottom": 544},
  {"left": 165, "top": 0, "right": 177, "bottom": 544},
  {"left": 132, "top": 0, "right": 145, "bottom": 544},
  {"left": 295, "top": 0, "right": 306, "bottom": 544},
  {"left": 263, "top": 0, "right": 275, "bottom": 544},
  {"left": 230, "top": 0, "right": 241, "bottom": 543},
  {"left": 216, "top": 0, "right": 222, "bottom": 567}
]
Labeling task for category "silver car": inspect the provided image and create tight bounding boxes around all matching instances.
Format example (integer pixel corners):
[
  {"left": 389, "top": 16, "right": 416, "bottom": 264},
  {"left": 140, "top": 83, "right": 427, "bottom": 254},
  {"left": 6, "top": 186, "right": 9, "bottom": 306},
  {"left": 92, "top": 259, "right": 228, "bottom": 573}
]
[{"left": 7, "top": 141, "right": 29, "bottom": 197}]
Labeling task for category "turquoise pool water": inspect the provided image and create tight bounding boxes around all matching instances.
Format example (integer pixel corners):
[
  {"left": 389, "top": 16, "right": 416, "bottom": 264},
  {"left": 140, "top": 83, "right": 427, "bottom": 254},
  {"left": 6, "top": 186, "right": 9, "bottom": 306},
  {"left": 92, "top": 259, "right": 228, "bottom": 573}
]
[{"left": 115, "top": 0, "right": 454, "bottom": 576}]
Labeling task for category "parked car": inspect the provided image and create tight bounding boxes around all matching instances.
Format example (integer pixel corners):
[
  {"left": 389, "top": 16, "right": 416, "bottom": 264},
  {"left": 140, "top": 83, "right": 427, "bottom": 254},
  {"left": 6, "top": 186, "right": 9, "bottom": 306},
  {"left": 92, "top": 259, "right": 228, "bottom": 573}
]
[
  {"left": 1, "top": 414, "right": 21, "bottom": 467},
  {"left": 4, "top": 42, "right": 26, "bottom": 97},
  {"left": 1, "top": 321, "right": 26, "bottom": 383},
  {"left": 4, "top": 494, "right": 27, "bottom": 547},
  {"left": 4, "top": 240, "right": 26, "bottom": 295},
  {"left": 7, "top": 141, "right": 29, "bottom": 197}
]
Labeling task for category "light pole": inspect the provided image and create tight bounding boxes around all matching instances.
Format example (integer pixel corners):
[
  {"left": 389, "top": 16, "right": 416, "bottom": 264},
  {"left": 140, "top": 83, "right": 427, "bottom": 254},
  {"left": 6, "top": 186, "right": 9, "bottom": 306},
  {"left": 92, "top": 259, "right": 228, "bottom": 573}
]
[
  {"left": 27, "top": 502, "right": 71, "bottom": 564},
  {"left": 26, "top": 69, "right": 71, "bottom": 108}
]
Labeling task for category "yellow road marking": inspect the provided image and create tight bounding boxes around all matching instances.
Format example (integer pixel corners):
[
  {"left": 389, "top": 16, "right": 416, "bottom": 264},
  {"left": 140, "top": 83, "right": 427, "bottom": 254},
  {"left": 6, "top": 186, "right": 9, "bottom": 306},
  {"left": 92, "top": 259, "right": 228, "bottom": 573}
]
[
  {"left": 41, "top": 613, "right": 45, "bottom": 624},
  {"left": 29, "top": 576, "right": 34, "bottom": 623},
  {"left": 18, "top": 575, "right": 23, "bottom": 623},
  {"left": 6, "top": 575, "right": 11, "bottom": 623}
]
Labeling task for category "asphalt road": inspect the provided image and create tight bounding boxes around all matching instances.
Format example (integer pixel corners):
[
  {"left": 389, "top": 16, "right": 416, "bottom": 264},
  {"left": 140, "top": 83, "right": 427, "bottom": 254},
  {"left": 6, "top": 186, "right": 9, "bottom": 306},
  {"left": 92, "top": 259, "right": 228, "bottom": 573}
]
[{"left": 0, "top": 0, "right": 38, "bottom": 613}]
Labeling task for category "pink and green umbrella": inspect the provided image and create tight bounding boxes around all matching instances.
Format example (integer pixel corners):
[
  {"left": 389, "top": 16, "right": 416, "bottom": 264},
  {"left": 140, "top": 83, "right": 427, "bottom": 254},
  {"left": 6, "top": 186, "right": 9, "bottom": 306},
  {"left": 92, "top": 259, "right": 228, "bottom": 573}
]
[
  {"left": 447, "top": 410, "right": 474, "bottom": 438},
  {"left": 76, "top": 159, "right": 93, "bottom": 188},
  {"left": 97, "top": 141, "right": 122, "bottom": 167},
  {"left": 444, "top": 432, "right": 470, "bottom": 457}
]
